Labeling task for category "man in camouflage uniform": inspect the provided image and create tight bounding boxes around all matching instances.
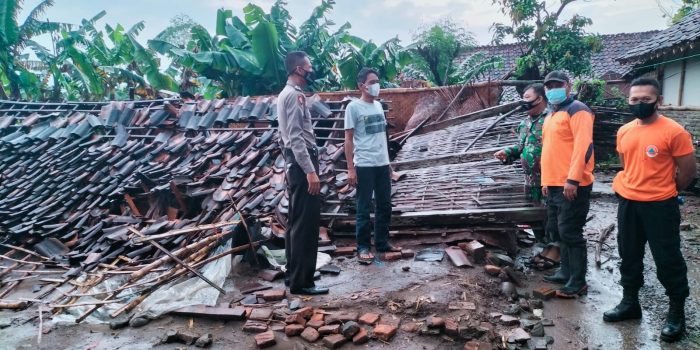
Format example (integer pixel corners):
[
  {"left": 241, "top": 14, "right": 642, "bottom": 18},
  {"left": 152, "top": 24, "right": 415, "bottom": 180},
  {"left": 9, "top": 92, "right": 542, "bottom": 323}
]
[{"left": 495, "top": 83, "right": 548, "bottom": 239}]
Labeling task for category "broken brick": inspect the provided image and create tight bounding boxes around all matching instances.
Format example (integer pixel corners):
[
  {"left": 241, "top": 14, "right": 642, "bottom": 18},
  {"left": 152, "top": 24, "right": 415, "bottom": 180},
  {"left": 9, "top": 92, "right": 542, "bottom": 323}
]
[
  {"left": 448, "top": 302, "right": 476, "bottom": 311},
  {"left": 307, "top": 320, "right": 325, "bottom": 329},
  {"left": 427, "top": 316, "right": 445, "bottom": 329},
  {"left": 258, "top": 269, "right": 283, "bottom": 282},
  {"left": 285, "top": 324, "right": 305, "bottom": 337},
  {"left": 500, "top": 315, "right": 520, "bottom": 326},
  {"left": 243, "top": 320, "right": 268, "bottom": 333},
  {"left": 373, "top": 324, "right": 398, "bottom": 341},
  {"left": 249, "top": 308, "right": 273, "bottom": 321},
  {"left": 310, "top": 310, "right": 325, "bottom": 322},
  {"left": 484, "top": 264, "right": 502, "bottom": 276},
  {"left": 295, "top": 306, "right": 314, "bottom": 319},
  {"left": 257, "top": 289, "right": 286, "bottom": 302},
  {"left": 382, "top": 252, "right": 402, "bottom": 261},
  {"left": 401, "top": 322, "right": 420, "bottom": 333},
  {"left": 359, "top": 313, "right": 380, "bottom": 326},
  {"left": 285, "top": 313, "right": 306, "bottom": 326},
  {"left": 318, "top": 324, "right": 341, "bottom": 335},
  {"left": 325, "top": 312, "right": 358, "bottom": 325},
  {"left": 401, "top": 249, "right": 415, "bottom": 258},
  {"left": 341, "top": 321, "right": 361, "bottom": 339},
  {"left": 508, "top": 328, "right": 530, "bottom": 343},
  {"left": 322, "top": 334, "right": 348, "bottom": 349},
  {"left": 352, "top": 327, "right": 369, "bottom": 345},
  {"left": 334, "top": 246, "right": 356, "bottom": 256},
  {"left": 301, "top": 327, "right": 320, "bottom": 342},
  {"left": 444, "top": 318, "right": 459, "bottom": 337},
  {"left": 464, "top": 340, "right": 491, "bottom": 350},
  {"left": 254, "top": 330, "right": 276, "bottom": 348},
  {"left": 533, "top": 287, "right": 556, "bottom": 300}
]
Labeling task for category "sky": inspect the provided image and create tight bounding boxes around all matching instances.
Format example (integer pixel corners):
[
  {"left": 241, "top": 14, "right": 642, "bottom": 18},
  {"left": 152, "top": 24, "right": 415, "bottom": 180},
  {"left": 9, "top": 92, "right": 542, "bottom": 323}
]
[{"left": 19, "top": 0, "right": 681, "bottom": 48}]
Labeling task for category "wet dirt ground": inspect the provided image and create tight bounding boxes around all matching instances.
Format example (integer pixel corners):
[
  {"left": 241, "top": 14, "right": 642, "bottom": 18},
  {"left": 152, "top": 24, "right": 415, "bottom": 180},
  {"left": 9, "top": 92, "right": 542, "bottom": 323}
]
[{"left": 1, "top": 179, "right": 699, "bottom": 350}]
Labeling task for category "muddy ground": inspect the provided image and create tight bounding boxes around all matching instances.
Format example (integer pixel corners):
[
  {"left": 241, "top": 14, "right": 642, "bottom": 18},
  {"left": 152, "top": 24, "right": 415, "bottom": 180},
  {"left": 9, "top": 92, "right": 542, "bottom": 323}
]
[{"left": 1, "top": 179, "right": 699, "bottom": 350}]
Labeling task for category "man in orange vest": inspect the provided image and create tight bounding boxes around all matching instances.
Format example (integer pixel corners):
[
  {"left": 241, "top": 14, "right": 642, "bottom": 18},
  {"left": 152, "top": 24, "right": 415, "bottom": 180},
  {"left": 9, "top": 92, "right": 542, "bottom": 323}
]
[
  {"left": 540, "top": 71, "right": 595, "bottom": 298},
  {"left": 603, "top": 78, "right": 696, "bottom": 343}
]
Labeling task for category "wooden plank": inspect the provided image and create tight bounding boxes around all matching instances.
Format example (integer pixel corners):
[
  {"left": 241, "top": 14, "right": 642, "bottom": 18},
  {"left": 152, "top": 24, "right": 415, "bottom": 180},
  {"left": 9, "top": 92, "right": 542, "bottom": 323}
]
[
  {"left": 413, "top": 101, "right": 520, "bottom": 136},
  {"left": 171, "top": 304, "right": 246, "bottom": 320}
]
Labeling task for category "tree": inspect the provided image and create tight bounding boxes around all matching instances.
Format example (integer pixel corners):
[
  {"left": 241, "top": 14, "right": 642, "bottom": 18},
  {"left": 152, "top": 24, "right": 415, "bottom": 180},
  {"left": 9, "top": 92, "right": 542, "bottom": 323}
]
[
  {"left": 491, "top": 0, "right": 602, "bottom": 80},
  {"left": 407, "top": 18, "right": 476, "bottom": 86},
  {"left": 657, "top": 0, "right": 700, "bottom": 24},
  {"left": 337, "top": 36, "right": 411, "bottom": 89},
  {"left": 0, "top": 0, "right": 67, "bottom": 99}
]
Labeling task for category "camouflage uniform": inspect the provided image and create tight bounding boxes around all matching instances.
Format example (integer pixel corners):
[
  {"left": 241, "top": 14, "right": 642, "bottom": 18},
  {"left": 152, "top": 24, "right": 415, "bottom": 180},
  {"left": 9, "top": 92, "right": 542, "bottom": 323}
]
[{"left": 502, "top": 112, "right": 547, "bottom": 202}]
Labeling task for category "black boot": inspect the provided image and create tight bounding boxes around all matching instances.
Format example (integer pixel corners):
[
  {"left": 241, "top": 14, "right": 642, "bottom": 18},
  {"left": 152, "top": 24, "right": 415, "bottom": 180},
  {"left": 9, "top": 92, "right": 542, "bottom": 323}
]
[
  {"left": 544, "top": 244, "right": 568, "bottom": 284},
  {"left": 557, "top": 245, "right": 588, "bottom": 297},
  {"left": 660, "top": 298, "right": 685, "bottom": 342},
  {"left": 603, "top": 289, "right": 641, "bottom": 322}
]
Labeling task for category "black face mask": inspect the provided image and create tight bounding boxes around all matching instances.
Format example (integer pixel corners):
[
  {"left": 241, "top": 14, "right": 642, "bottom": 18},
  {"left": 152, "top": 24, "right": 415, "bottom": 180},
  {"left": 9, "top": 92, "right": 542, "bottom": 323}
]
[
  {"left": 519, "top": 97, "right": 540, "bottom": 111},
  {"left": 297, "top": 67, "right": 315, "bottom": 86},
  {"left": 629, "top": 101, "right": 657, "bottom": 119}
]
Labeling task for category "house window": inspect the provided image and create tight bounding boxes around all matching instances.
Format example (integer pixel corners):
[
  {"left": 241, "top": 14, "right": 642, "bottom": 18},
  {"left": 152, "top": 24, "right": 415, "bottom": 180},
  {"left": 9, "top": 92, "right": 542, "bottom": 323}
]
[{"left": 662, "top": 57, "right": 700, "bottom": 106}]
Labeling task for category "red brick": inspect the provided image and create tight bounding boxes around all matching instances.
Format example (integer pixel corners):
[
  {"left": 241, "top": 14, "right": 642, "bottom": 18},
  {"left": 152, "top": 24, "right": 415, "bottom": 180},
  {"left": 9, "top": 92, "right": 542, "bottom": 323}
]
[
  {"left": 243, "top": 320, "right": 268, "bottom": 333},
  {"left": 427, "top": 316, "right": 445, "bottom": 329},
  {"left": 322, "top": 334, "right": 348, "bottom": 349},
  {"left": 285, "top": 324, "right": 305, "bottom": 337},
  {"left": 373, "top": 324, "right": 398, "bottom": 341},
  {"left": 257, "top": 289, "right": 286, "bottom": 302},
  {"left": 310, "top": 310, "right": 325, "bottom": 322},
  {"left": 318, "top": 324, "right": 341, "bottom": 335},
  {"left": 401, "top": 249, "right": 415, "bottom": 258},
  {"left": 295, "top": 306, "right": 315, "bottom": 319},
  {"left": 359, "top": 313, "right": 380, "bottom": 326},
  {"left": 533, "top": 287, "right": 556, "bottom": 300},
  {"left": 401, "top": 322, "right": 420, "bottom": 333},
  {"left": 249, "top": 308, "right": 273, "bottom": 321},
  {"left": 352, "top": 327, "right": 369, "bottom": 345},
  {"left": 285, "top": 313, "right": 307, "bottom": 326},
  {"left": 325, "top": 312, "right": 358, "bottom": 325},
  {"left": 258, "top": 269, "right": 283, "bottom": 282},
  {"left": 254, "top": 330, "right": 276, "bottom": 348},
  {"left": 300, "top": 327, "right": 320, "bottom": 342},
  {"left": 484, "top": 265, "right": 502, "bottom": 276},
  {"left": 445, "top": 318, "right": 459, "bottom": 337},
  {"left": 334, "top": 246, "right": 356, "bottom": 256},
  {"left": 382, "top": 252, "right": 402, "bottom": 261},
  {"left": 307, "top": 320, "right": 325, "bottom": 329}
]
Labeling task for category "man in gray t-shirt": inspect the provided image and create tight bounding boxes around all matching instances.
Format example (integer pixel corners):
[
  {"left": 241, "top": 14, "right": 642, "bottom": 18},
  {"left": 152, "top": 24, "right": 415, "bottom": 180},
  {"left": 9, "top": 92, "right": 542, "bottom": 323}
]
[{"left": 344, "top": 67, "right": 400, "bottom": 263}]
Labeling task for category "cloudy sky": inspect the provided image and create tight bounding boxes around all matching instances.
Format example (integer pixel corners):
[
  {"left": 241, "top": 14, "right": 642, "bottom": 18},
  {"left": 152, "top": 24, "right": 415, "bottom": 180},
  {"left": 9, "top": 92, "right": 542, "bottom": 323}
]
[{"left": 20, "top": 0, "right": 680, "bottom": 47}]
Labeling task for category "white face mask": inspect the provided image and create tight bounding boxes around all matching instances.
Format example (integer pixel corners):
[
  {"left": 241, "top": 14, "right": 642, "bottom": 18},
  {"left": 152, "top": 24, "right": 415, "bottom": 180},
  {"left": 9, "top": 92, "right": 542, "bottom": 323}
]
[{"left": 367, "top": 83, "right": 380, "bottom": 97}]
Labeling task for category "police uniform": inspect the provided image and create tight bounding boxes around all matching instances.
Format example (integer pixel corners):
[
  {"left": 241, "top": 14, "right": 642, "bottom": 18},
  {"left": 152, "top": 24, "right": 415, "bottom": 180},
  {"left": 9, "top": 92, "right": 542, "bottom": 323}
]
[{"left": 277, "top": 81, "right": 320, "bottom": 291}]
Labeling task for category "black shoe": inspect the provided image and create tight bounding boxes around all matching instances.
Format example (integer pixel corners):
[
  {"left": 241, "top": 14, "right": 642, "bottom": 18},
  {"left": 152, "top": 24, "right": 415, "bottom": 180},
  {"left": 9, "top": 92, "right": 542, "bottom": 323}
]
[
  {"left": 543, "top": 269, "right": 569, "bottom": 284},
  {"left": 290, "top": 286, "right": 329, "bottom": 295},
  {"left": 661, "top": 298, "right": 686, "bottom": 342},
  {"left": 603, "top": 290, "right": 642, "bottom": 322}
]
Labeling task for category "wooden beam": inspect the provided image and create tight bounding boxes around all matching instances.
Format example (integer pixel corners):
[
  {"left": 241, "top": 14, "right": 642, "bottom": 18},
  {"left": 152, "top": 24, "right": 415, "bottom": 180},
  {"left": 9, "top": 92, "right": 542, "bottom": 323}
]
[
  {"left": 392, "top": 147, "right": 501, "bottom": 171},
  {"left": 412, "top": 101, "right": 520, "bottom": 137}
]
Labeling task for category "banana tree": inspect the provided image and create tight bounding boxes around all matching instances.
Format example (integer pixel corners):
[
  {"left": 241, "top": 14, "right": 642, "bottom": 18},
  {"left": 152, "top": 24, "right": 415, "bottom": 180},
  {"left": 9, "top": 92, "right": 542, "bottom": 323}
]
[
  {"left": 0, "top": 0, "right": 68, "bottom": 99},
  {"left": 337, "top": 36, "right": 411, "bottom": 89}
]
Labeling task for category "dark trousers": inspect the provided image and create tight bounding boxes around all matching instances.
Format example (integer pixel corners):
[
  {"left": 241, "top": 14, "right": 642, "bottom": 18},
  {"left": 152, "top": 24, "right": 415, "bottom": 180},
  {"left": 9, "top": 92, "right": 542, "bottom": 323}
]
[
  {"left": 284, "top": 157, "right": 320, "bottom": 290},
  {"left": 355, "top": 165, "right": 392, "bottom": 251},
  {"left": 617, "top": 196, "right": 689, "bottom": 299},
  {"left": 546, "top": 185, "right": 592, "bottom": 246}
]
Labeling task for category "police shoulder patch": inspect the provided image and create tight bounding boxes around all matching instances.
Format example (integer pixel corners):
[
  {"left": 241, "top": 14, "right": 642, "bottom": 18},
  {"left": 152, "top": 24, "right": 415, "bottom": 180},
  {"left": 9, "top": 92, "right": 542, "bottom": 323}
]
[{"left": 296, "top": 94, "right": 305, "bottom": 107}]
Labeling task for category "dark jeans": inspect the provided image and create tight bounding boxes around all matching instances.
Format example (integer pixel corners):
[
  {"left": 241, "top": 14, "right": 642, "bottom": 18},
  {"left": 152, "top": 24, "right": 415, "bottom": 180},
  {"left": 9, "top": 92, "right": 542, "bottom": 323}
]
[
  {"left": 617, "top": 196, "right": 689, "bottom": 299},
  {"left": 546, "top": 185, "right": 592, "bottom": 246},
  {"left": 355, "top": 165, "right": 392, "bottom": 251},
  {"left": 284, "top": 156, "right": 320, "bottom": 290}
]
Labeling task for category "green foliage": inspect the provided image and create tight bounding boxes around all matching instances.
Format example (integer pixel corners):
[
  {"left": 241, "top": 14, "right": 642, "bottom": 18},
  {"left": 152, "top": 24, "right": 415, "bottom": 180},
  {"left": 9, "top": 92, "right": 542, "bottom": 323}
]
[
  {"left": 408, "top": 18, "right": 476, "bottom": 86},
  {"left": 573, "top": 78, "right": 627, "bottom": 109},
  {"left": 671, "top": 0, "right": 700, "bottom": 23},
  {"left": 451, "top": 52, "right": 505, "bottom": 84},
  {"left": 491, "top": 0, "right": 601, "bottom": 79}
]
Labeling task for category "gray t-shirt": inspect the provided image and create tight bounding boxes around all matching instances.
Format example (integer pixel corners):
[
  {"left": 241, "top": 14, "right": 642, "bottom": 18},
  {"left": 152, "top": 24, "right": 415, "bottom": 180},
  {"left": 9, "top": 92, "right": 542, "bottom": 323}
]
[{"left": 344, "top": 99, "right": 390, "bottom": 167}]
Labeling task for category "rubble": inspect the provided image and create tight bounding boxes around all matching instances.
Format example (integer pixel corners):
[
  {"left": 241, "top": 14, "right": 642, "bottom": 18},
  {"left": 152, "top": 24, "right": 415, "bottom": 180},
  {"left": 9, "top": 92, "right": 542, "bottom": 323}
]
[{"left": 254, "top": 330, "right": 276, "bottom": 348}]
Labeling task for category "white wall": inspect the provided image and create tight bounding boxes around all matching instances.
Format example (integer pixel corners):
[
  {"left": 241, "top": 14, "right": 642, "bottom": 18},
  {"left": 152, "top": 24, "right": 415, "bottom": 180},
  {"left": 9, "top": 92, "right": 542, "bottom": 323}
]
[
  {"left": 662, "top": 61, "right": 682, "bottom": 106},
  {"left": 682, "top": 57, "right": 700, "bottom": 106}
]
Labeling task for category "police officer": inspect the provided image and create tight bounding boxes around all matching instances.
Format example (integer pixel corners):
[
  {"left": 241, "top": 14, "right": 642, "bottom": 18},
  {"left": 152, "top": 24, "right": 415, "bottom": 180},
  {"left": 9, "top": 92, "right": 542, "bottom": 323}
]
[{"left": 277, "top": 51, "right": 328, "bottom": 295}]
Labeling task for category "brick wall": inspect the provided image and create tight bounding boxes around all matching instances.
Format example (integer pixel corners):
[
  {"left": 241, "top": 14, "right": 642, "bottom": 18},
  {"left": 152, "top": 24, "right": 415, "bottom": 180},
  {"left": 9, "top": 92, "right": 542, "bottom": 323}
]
[{"left": 660, "top": 108, "right": 700, "bottom": 186}]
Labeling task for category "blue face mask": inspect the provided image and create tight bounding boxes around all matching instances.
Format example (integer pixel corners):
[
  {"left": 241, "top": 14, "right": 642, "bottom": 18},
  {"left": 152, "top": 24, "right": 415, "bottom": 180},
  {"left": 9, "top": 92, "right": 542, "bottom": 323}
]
[{"left": 545, "top": 88, "right": 568, "bottom": 105}]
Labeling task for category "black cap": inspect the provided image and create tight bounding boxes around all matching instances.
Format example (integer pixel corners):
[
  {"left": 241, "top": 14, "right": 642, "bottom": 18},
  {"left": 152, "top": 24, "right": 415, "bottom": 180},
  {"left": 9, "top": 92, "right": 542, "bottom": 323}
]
[{"left": 544, "top": 71, "right": 570, "bottom": 84}]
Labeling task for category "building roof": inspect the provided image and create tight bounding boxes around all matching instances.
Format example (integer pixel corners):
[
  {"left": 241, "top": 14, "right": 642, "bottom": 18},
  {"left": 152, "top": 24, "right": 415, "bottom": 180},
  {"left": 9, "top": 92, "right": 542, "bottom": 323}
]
[
  {"left": 619, "top": 9, "right": 700, "bottom": 64},
  {"left": 457, "top": 31, "right": 661, "bottom": 81}
]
